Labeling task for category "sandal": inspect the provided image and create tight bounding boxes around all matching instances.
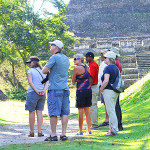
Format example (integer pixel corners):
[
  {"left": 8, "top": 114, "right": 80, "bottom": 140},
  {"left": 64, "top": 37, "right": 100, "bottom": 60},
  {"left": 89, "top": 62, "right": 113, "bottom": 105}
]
[
  {"left": 98, "top": 121, "right": 109, "bottom": 127},
  {"left": 60, "top": 135, "right": 68, "bottom": 141},
  {"left": 28, "top": 132, "right": 34, "bottom": 137},
  {"left": 38, "top": 132, "right": 44, "bottom": 137},
  {"left": 44, "top": 135, "right": 58, "bottom": 141},
  {"left": 105, "top": 131, "right": 116, "bottom": 136}
]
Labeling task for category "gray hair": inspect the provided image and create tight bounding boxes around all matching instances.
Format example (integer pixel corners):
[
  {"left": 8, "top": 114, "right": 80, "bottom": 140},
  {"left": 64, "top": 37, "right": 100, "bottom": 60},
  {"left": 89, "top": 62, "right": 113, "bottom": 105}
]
[
  {"left": 109, "top": 58, "right": 116, "bottom": 64},
  {"left": 73, "top": 53, "right": 84, "bottom": 63}
]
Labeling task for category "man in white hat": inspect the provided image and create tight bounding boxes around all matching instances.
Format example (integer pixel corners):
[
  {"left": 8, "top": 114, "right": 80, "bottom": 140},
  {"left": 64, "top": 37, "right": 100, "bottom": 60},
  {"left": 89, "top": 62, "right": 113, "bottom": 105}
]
[{"left": 42, "top": 40, "right": 70, "bottom": 141}]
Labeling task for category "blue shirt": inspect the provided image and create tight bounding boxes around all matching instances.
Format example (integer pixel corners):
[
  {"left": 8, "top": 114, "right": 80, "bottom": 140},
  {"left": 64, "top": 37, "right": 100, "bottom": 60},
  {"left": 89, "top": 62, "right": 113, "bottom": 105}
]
[
  {"left": 46, "top": 53, "right": 70, "bottom": 90},
  {"left": 101, "top": 64, "right": 119, "bottom": 90},
  {"left": 27, "top": 67, "right": 46, "bottom": 93}
]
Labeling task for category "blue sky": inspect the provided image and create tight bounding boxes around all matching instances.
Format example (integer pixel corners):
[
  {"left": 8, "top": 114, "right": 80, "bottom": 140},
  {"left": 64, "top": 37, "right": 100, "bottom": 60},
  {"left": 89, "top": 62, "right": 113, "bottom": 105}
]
[{"left": 30, "top": 0, "right": 70, "bottom": 16}]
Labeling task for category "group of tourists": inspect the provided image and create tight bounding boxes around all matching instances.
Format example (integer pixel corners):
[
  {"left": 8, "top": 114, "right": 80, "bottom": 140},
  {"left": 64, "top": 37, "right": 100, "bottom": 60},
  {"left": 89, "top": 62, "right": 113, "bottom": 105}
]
[{"left": 25, "top": 39, "right": 123, "bottom": 141}]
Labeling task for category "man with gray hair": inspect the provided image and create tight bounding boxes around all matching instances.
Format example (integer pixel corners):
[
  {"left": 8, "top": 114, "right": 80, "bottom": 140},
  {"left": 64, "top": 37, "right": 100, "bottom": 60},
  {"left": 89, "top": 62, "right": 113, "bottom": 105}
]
[{"left": 42, "top": 40, "right": 70, "bottom": 141}]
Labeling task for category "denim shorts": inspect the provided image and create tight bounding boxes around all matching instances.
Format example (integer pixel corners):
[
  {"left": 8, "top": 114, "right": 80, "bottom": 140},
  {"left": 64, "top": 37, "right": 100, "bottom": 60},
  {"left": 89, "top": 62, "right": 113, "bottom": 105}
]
[
  {"left": 25, "top": 91, "right": 46, "bottom": 111},
  {"left": 47, "top": 90, "right": 70, "bottom": 117}
]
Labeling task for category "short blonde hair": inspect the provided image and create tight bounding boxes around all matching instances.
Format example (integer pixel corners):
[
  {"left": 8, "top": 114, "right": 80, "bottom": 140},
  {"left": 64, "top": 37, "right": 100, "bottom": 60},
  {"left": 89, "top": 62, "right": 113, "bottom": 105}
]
[{"left": 73, "top": 53, "right": 84, "bottom": 63}]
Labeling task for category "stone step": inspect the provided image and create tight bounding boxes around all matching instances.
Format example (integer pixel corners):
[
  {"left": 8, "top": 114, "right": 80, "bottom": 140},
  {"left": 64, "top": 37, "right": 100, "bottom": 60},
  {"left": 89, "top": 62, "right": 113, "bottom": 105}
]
[
  {"left": 124, "top": 79, "right": 138, "bottom": 89},
  {"left": 122, "top": 74, "right": 138, "bottom": 79},
  {"left": 122, "top": 63, "right": 137, "bottom": 68},
  {"left": 120, "top": 56, "right": 136, "bottom": 63},
  {"left": 137, "top": 61, "right": 150, "bottom": 65},
  {"left": 136, "top": 54, "right": 150, "bottom": 57},
  {"left": 122, "top": 68, "right": 138, "bottom": 75}
]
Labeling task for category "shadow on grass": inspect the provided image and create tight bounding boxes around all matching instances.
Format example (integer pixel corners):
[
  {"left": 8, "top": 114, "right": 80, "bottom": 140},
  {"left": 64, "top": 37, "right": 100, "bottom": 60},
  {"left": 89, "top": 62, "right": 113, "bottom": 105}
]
[{"left": 0, "top": 118, "right": 15, "bottom": 125}]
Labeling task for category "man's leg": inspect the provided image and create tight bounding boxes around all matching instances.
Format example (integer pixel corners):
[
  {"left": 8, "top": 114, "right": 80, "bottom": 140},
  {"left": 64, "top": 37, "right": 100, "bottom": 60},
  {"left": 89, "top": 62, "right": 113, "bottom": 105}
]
[
  {"left": 50, "top": 116, "right": 58, "bottom": 137},
  {"left": 61, "top": 115, "right": 68, "bottom": 136},
  {"left": 115, "top": 96, "right": 123, "bottom": 131},
  {"left": 29, "top": 111, "right": 35, "bottom": 133},
  {"left": 99, "top": 93, "right": 109, "bottom": 127},
  {"left": 89, "top": 85, "right": 99, "bottom": 128}
]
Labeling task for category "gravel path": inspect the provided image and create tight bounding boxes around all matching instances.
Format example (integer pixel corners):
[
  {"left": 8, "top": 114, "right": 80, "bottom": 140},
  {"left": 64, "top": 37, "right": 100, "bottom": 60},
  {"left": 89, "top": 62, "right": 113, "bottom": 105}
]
[{"left": 0, "top": 115, "right": 87, "bottom": 146}]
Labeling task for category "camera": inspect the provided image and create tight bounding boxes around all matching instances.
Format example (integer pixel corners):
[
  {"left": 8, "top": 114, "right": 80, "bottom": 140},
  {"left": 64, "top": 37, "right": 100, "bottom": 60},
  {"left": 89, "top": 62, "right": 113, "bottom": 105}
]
[{"left": 41, "top": 72, "right": 49, "bottom": 84}]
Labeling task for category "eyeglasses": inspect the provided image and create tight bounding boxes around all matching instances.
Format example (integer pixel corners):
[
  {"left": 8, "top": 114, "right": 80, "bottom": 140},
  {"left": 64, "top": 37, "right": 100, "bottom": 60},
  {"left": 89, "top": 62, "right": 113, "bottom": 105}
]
[
  {"left": 104, "top": 57, "right": 107, "bottom": 59},
  {"left": 51, "top": 44, "right": 56, "bottom": 46},
  {"left": 74, "top": 58, "right": 80, "bottom": 61}
]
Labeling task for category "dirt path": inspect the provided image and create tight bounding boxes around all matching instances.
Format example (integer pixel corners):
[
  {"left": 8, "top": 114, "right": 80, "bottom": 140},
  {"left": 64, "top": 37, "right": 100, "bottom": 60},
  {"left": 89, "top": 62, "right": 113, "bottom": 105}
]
[
  {"left": 0, "top": 107, "right": 88, "bottom": 146},
  {"left": 0, "top": 118, "right": 84, "bottom": 146}
]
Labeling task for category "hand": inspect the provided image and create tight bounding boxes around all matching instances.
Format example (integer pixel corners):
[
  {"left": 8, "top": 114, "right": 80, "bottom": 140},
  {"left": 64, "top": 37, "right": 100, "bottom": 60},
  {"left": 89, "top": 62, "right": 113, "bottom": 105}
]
[
  {"left": 100, "top": 87, "right": 103, "bottom": 93},
  {"left": 39, "top": 91, "right": 45, "bottom": 95}
]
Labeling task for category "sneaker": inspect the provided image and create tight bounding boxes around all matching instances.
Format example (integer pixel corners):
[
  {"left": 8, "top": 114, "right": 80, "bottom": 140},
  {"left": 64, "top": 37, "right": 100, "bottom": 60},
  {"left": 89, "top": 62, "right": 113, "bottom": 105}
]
[
  {"left": 91, "top": 126, "right": 99, "bottom": 130},
  {"left": 88, "top": 131, "right": 92, "bottom": 134},
  {"left": 76, "top": 132, "right": 83, "bottom": 135}
]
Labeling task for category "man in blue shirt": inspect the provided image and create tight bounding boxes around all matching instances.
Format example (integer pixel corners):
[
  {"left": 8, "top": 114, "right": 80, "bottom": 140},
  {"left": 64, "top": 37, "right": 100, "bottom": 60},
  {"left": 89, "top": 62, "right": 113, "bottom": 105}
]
[{"left": 42, "top": 40, "right": 70, "bottom": 141}]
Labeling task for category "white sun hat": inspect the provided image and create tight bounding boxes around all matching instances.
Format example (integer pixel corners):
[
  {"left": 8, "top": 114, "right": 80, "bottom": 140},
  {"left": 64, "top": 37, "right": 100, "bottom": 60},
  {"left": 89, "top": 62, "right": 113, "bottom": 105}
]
[
  {"left": 109, "top": 47, "right": 120, "bottom": 57},
  {"left": 49, "top": 40, "right": 64, "bottom": 49},
  {"left": 104, "top": 51, "right": 116, "bottom": 59}
]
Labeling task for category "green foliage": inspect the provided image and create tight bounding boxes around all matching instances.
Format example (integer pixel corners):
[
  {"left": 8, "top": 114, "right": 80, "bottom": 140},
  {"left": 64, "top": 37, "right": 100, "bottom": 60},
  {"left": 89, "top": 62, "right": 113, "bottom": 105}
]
[
  {"left": 0, "top": 0, "right": 77, "bottom": 90},
  {"left": 6, "top": 89, "right": 26, "bottom": 100}
]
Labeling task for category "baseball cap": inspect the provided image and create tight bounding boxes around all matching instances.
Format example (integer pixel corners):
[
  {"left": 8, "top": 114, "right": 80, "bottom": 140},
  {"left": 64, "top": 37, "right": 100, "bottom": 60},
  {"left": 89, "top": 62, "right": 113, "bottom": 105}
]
[
  {"left": 109, "top": 47, "right": 120, "bottom": 57},
  {"left": 100, "top": 49, "right": 110, "bottom": 54},
  {"left": 49, "top": 40, "right": 64, "bottom": 49},
  {"left": 85, "top": 52, "right": 94, "bottom": 58},
  {"left": 26, "top": 58, "right": 39, "bottom": 63},
  {"left": 104, "top": 51, "right": 116, "bottom": 59}
]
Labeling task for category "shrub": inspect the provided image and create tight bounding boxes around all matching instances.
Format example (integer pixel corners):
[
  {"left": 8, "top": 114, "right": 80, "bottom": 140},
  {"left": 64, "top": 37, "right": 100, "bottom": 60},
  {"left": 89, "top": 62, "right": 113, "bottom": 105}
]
[{"left": 6, "top": 89, "right": 26, "bottom": 100}]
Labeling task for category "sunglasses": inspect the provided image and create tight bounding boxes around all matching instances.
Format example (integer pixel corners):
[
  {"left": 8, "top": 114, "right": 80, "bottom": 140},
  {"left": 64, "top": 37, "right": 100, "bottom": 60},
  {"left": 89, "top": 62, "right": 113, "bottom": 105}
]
[
  {"left": 51, "top": 44, "right": 56, "bottom": 46},
  {"left": 104, "top": 57, "right": 107, "bottom": 59},
  {"left": 74, "top": 58, "right": 80, "bottom": 61}
]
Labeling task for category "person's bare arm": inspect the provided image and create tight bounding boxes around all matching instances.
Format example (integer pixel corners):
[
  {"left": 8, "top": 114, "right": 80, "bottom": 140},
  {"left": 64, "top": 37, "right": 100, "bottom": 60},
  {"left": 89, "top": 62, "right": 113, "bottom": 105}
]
[
  {"left": 100, "top": 74, "right": 110, "bottom": 93},
  {"left": 42, "top": 66, "right": 50, "bottom": 74},
  {"left": 72, "top": 67, "right": 78, "bottom": 83},
  {"left": 89, "top": 76, "right": 94, "bottom": 85},
  {"left": 39, "top": 81, "right": 49, "bottom": 95},
  {"left": 27, "top": 74, "right": 39, "bottom": 94}
]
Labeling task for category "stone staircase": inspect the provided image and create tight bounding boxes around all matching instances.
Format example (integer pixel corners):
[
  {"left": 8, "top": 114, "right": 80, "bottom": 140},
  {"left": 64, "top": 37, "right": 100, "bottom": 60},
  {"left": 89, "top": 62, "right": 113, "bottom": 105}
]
[
  {"left": 119, "top": 55, "right": 139, "bottom": 89},
  {"left": 136, "top": 53, "right": 150, "bottom": 78}
]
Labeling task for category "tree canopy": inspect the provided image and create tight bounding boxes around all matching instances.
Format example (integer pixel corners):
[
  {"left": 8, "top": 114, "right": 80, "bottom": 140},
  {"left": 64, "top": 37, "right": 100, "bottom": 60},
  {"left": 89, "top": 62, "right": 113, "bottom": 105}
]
[{"left": 0, "top": 0, "right": 77, "bottom": 90}]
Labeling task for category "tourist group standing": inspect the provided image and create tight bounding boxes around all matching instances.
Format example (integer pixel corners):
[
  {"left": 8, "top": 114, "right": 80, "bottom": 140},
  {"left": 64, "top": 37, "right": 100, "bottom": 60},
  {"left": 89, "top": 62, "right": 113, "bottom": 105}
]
[{"left": 25, "top": 39, "right": 123, "bottom": 141}]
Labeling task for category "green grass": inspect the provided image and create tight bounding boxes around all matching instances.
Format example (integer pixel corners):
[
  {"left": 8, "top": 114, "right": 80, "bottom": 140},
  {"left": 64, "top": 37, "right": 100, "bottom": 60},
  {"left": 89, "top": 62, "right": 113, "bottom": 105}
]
[
  {"left": 0, "top": 59, "right": 150, "bottom": 149},
  {"left": 1, "top": 72, "right": 150, "bottom": 149}
]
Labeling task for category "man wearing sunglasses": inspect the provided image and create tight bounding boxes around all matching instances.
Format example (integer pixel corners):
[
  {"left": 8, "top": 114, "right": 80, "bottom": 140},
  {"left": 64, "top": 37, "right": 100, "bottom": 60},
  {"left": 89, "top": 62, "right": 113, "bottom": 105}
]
[
  {"left": 42, "top": 40, "right": 70, "bottom": 141},
  {"left": 85, "top": 52, "right": 99, "bottom": 130}
]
